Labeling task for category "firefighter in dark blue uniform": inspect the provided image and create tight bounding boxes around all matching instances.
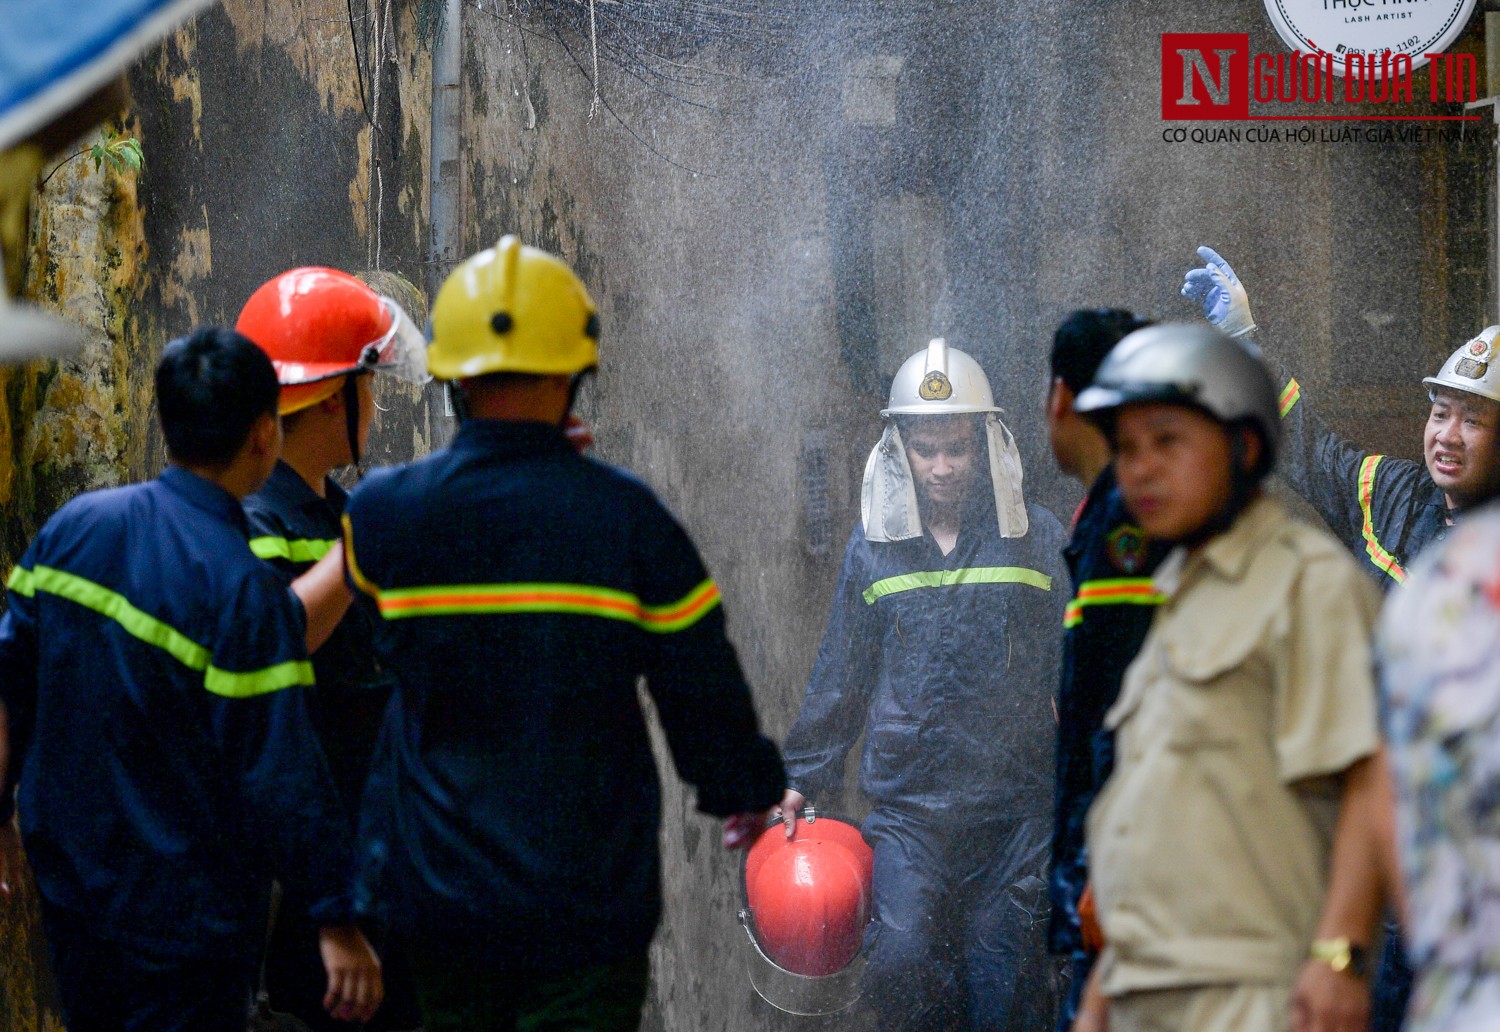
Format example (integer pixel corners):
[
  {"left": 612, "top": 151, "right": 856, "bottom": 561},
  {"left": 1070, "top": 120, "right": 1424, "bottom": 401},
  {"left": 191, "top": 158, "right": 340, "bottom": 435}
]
[
  {"left": 1041, "top": 310, "right": 1170, "bottom": 1032},
  {"left": 778, "top": 338, "right": 1069, "bottom": 1032},
  {"left": 236, "top": 267, "right": 432, "bottom": 1032},
  {"left": 341, "top": 236, "right": 786, "bottom": 1031},
  {"left": 0, "top": 328, "right": 382, "bottom": 1030},
  {"left": 1184, "top": 246, "right": 1500, "bottom": 1032}
]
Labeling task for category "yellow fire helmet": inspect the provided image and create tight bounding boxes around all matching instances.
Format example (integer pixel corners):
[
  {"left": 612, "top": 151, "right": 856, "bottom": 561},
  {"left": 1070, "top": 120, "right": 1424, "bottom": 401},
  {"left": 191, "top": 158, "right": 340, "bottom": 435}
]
[{"left": 427, "top": 235, "right": 600, "bottom": 381}]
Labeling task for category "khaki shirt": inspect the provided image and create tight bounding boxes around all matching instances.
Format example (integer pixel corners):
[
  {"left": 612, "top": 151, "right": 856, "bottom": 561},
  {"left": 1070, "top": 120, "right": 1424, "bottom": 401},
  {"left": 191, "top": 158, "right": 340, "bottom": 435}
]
[{"left": 1087, "top": 496, "right": 1380, "bottom": 995}]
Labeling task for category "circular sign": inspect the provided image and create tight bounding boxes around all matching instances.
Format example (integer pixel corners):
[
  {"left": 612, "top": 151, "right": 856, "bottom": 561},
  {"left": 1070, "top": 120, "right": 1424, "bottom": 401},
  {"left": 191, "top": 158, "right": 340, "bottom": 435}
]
[{"left": 1263, "top": 0, "right": 1476, "bottom": 76}]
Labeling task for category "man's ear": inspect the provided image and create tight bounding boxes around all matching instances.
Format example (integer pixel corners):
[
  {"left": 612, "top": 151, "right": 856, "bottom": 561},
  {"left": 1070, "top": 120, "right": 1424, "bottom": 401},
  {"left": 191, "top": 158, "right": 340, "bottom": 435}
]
[
  {"left": 252, "top": 412, "right": 281, "bottom": 456},
  {"left": 1237, "top": 426, "right": 1263, "bottom": 474},
  {"left": 1047, "top": 377, "right": 1074, "bottom": 422}
]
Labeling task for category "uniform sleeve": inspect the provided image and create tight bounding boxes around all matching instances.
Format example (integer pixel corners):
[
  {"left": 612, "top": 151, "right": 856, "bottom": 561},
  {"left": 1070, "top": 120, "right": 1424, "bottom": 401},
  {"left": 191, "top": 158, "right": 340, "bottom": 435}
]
[
  {"left": 1275, "top": 552, "right": 1382, "bottom": 784},
  {"left": 0, "top": 557, "right": 41, "bottom": 824},
  {"left": 780, "top": 528, "right": 880, "bottom": 802},
  {"left": 1261, "top": 336, "right": 1424, "bottom": 563},
  {"left": 634, "top": 497, "right": 785, "bottom": 817},
  {"left": 242, "top": 500, "right": 303, "bottom": 582},
  {"left": 209, "top": 571, "right": 354, "bottom": 926}
]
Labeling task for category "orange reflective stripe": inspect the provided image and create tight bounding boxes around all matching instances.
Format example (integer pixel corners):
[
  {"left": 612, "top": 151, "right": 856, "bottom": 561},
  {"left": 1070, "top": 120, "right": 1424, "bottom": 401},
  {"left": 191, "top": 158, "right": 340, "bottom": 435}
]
[
  {"left": 1357, "top": 456, "right": 1406, "bottom": 584},
  {"left": 1279, "top": 378, "right": 1301, "bottom": 418},
  {"left": 375, "top": 579, "right": 721, "bottom": 633},
  {"left": 1063, "top": 577, "right": 1163, "bottom": 628}
]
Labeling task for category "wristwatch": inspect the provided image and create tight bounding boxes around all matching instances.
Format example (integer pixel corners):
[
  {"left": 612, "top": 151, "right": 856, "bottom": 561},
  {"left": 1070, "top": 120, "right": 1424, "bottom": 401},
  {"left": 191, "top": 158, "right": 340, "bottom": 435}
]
[{"left": 1309, "top": 937, "right": 1370, "bottom": 978}]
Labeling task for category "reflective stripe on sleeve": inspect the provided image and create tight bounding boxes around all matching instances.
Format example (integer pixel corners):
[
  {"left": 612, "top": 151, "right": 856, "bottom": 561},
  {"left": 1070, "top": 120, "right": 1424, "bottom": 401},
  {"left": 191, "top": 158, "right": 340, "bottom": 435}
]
[
  {"left": 1061, "top": 577, "right": 1165, "bottom": 628},
  {"left": 1279, "top": 378, "right": 1301, "bottom": 418},
  {"left": 862, "top": 566, "right": 1053, "bottom": 605},
  {"left": 1357, "top": 456, "right": 1407, "bottom": 584},
  {"left": 249, "top": 536, "right": 336, "bottom": 563},
  {"left": 341, "top": 514, "right": 381, "bottom": 597},
  {"left": 6, "top": 565, "right": 314, "bottom": 697},
  {"left": 374, "top": 578, "right": 723, "bottom": 634}
]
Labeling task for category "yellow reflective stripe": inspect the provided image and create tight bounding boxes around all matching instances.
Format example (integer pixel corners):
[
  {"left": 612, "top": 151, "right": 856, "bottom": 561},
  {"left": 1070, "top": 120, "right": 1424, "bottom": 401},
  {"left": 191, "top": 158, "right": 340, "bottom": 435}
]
[
  {"left": 1357, "top": 456, "right": 1406, "bottom": 584},
  {"left": 12, "top": 564, "right": 313, "bottom": 698},
  {"left": 375, "top": 578, "right": 722, "bottom": 634},
  {"left": 1279, "top": 378, "right": 1301, "bottom": 418},
  {"left": 7, "top": 565, "right": 35, "bottom": 597},
  {"left": 862, "top": 566, "right": 1053, "bottom": 605},
  {"left": 1063, "top": 577, "right": 1164, "bottom": 628},
  {"left": 249, "top": 536, "right": 336, "bottom": 563},
  {"left": 341, "top": 514, "right": 381, "bottom": 597}
]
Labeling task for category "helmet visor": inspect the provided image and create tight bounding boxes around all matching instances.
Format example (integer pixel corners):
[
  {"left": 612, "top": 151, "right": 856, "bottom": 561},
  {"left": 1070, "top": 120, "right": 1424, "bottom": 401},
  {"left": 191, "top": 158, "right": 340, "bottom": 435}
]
[{"left": 358, "top": 298, "right": 433, "bottom": 384}]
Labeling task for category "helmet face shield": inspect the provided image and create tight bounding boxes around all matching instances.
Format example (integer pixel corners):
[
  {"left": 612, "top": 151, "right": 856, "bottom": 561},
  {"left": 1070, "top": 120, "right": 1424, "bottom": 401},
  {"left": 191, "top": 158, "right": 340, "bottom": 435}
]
[{"left": 358, "top": 298, "right": 433, "bottom": 385}]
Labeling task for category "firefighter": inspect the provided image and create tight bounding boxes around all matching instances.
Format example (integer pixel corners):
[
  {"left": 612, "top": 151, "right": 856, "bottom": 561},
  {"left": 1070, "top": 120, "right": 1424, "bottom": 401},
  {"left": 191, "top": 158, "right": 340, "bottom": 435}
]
[
  {"left": 1182, "top": 245, "right": 1498, "bottom": 1030},
  {"left": 0, "top": 327, "right": 381, "bottom": 1029},
  {"left": 1071, "top": 323, "right": 1385, "bottom": 1032},
  {"left": 1182, "top": 246, "right": 1500, "bottom": 587},
  {"left": 235, "top": 268, "right": 429, "bottom": 1032},
  {"left": 777, "top": 338, "right": 1069, "bottom": 1031},
  {"left": 1042, "top": 309, "right": 1170, "bottom": 1032},
  {"left": 340, "top": 236, "right": 786, "bottom": 1031}
]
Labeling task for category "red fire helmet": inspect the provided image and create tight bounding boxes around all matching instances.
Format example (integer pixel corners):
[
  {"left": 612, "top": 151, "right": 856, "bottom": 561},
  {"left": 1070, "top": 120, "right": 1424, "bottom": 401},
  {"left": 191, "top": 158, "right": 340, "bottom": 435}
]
[{"left": 739, "top": 810, "right": 873, "bottom": 1015}]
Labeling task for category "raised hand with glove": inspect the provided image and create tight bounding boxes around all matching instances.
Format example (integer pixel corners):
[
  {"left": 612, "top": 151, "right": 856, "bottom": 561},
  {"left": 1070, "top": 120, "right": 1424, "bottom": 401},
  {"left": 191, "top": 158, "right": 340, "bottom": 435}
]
[{"left": 1181, "top": 245, "right": 1257, "bottom": 338}]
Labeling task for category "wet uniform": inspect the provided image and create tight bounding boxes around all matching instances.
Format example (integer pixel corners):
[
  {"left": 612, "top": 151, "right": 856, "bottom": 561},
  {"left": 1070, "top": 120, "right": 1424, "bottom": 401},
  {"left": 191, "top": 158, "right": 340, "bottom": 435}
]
[
  {"left": 342, "top": 420, "right": 785, "bottom": 1022},
  {"left": 783, "top": 497, "right": 1068, "bottom": 1032},
  {"left": 1049, "top": 466, "right": 1168, "bottom": 1032},
  {"left": 0, "top": 466, "right": 350, "bottom": 1030},
  {"left": 242, "top": 459, "right": 418, "bottom": 1032}
]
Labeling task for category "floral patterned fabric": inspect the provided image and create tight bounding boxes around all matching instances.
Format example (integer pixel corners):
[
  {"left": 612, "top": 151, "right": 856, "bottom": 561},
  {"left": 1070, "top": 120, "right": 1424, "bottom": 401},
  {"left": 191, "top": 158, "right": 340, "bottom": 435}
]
[{"left": 1379, "top": 507, "right": 1500, "bottom": 1032}]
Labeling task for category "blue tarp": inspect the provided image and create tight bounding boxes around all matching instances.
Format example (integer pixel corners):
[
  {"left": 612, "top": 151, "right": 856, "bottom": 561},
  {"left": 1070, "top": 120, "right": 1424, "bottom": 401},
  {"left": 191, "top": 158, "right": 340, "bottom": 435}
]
[{"left": 0, "top": 0, "right": 215, "bottom": 149}]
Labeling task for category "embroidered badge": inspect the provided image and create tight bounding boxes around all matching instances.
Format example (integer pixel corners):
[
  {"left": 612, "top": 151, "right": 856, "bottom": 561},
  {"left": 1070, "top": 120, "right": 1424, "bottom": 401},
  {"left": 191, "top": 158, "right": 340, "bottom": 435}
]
[
  {"left": 1106, "top": 525, "right": 1149, "bottom": 575},
  {"left": 919, "top": 371, "right": 953, "bottom": 401}
]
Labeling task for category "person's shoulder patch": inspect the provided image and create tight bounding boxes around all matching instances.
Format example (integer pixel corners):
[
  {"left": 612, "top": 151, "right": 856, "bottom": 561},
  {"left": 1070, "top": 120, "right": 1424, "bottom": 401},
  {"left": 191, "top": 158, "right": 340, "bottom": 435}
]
[{"left": 1105, "top": 524, "right": 1150, "bottom": 575}]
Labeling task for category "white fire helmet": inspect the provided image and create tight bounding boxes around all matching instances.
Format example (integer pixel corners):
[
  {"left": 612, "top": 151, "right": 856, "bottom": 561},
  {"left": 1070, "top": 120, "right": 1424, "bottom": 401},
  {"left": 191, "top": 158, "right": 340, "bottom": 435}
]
[
  {"left": 862, "top": 338, "right": 1029, "bottom": 542},
  {"left": 1424, "top": 326, "right": 1500, "bottom": 406}
]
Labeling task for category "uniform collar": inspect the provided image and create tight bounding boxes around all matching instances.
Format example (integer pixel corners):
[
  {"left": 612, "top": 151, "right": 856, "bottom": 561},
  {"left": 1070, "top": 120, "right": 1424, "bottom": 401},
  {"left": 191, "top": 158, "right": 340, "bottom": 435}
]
[
  {"left": 159, "top": 465, "right": 251, "bottom": 535},
  {"left": 1154, "top": 494, "right": 1285, "bottom": 597},
  {"left": 259, "top": 459, "right": 347, "bottom": 514},
  {"left": 453, "top": 419, "right": 573, "bottom": 458}
]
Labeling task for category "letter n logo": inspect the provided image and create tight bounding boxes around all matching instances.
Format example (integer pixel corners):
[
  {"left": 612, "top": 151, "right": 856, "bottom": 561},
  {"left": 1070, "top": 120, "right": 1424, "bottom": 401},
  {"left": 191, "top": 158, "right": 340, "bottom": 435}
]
[{"left": 1161, "top": 34, "right": 1249, "bottom": 120}]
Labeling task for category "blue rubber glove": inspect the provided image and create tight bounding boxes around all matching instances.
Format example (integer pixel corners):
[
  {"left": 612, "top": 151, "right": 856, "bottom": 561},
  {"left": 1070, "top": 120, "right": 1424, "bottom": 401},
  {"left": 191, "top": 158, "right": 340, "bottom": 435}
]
[{"left": 1181, "top": 245, "right": 1256, "bottom": 337}]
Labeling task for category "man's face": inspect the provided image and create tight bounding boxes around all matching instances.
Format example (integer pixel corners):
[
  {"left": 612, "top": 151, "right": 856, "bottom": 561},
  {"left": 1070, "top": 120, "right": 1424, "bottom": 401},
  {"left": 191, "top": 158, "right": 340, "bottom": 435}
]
[
  {"left": 1424, "top": 389, "right": 1500, "bottom": 509},
  {"left": 904, "top": 418, "right": 981, "bottom": 510},
  {"left": 1115, "top": 403, "right": 1238, "bottom": 543}
]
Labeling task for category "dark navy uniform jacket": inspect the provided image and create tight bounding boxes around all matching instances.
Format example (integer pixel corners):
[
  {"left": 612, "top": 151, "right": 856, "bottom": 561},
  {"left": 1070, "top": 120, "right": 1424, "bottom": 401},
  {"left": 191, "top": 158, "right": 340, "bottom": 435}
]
[
  {"left": 244, "top": 460, "right": 395, "bottom": 816},
  {"left": 783, "top": 499, "right": 1068, "bottom": 822},
  {"left": 0, "top": 466, "right": 352, "bottom": 958},
  {"left": 1275, "top": 368, "right": 1448, "bottom": 590},
  {"left": 342, "top": 420, "right": 785, "bottom": 972},
  {"left": 1047, "top": 466, "right": 1166, "bottom": 955}
]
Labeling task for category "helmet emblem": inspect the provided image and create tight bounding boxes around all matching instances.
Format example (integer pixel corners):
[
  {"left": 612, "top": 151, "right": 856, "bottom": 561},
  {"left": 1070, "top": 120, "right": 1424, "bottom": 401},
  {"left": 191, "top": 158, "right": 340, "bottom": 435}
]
[
  {"left": 918, "top": 371, "right": 953, "bottom": 401},
  {"left": 1456, "top": 357, "right": 1489, "bottom": 380},
  {"left": 1469, "top": 336, "right": 1491, "bottom": 358},
  {"left": 1106, "top": 525, "right": 1149, "bottom": 575}
]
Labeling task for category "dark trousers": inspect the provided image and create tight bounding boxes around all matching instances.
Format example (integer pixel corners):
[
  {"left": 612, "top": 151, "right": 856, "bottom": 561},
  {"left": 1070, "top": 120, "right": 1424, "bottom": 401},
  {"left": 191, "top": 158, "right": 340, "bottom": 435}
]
[
  {"left": 407, "top": 949, "right": 650, "bottom": 1032},
  {"left": 1055, "top": 951, "right": 1094, "bottom": 1032},
  {"left": 41, "top": 904, "right": 254, "bottom": 1032},
  {"left": 1372, "top": 922, "right": 1413, "bottom": 1032},
  {"left": 861, "top": 810, "right": 1056, "bottom": 1032}
]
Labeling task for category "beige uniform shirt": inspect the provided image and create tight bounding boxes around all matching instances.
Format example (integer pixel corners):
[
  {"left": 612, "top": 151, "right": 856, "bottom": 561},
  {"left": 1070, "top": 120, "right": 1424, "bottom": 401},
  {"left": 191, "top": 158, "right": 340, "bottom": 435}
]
[{"left": 1087, "top": 495, "right": 1381, "bottom": 996}]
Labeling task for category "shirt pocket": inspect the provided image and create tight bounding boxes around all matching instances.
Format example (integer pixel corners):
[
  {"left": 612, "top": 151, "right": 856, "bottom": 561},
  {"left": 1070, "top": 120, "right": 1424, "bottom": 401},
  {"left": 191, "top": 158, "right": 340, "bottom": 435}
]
[{"left": 1154, "top": 615, "right": 1271, "bottom": 751}]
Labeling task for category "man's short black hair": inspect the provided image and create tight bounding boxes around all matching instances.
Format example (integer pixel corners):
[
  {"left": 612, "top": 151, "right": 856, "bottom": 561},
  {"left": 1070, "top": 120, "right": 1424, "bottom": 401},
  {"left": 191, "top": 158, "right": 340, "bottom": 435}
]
[
  {"left": 155, "top": 326, "right": 280, "bottom": 466},
  {"left": 1050, "top": 309, "right": 1153, "bottom": 395}
]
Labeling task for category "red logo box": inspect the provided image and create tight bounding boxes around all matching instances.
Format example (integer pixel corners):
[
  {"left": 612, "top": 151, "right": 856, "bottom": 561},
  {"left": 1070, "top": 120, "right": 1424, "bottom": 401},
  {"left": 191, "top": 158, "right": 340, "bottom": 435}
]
[{"left": 1162, "top": 34, "right": 1249, "bottom": 120}]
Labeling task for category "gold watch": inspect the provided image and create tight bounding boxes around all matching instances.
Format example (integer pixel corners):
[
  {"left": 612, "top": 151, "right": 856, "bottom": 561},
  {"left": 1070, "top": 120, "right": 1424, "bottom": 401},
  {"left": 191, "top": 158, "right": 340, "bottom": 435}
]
[{"left": 1309, "top": 937, "right": 1370, "bottom": 978}]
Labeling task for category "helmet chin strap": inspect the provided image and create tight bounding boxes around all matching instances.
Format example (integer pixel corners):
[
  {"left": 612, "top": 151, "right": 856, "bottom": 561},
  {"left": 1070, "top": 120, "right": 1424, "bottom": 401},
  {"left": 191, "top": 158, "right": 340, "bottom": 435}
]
[{"left": 343, "top": 374, "right": 365, "bottom": 467}]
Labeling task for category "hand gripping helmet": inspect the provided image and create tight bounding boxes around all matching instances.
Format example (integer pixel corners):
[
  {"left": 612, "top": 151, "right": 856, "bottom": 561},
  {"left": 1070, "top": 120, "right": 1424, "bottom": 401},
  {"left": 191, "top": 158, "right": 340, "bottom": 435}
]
[
  {"left": 1074, "top": 322, "right": 1282, "bottom": 478},
  {"left": 1424, "top": 326, "right": 1500, "bottom": 406},
  {"left": 738, "top": 810, "right": 874, "bottom": 1015},
  {"left": 236, "top": 267, "right": 430, "bottom": 415},
  {"left": 427, "top": 235, "right": 599, "bottom": 381}
]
